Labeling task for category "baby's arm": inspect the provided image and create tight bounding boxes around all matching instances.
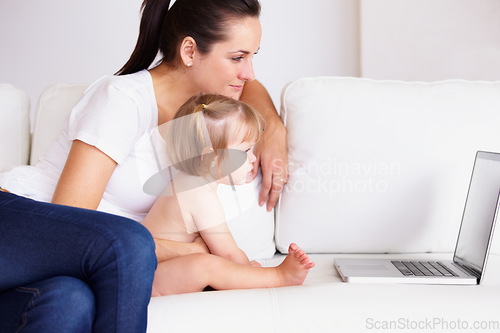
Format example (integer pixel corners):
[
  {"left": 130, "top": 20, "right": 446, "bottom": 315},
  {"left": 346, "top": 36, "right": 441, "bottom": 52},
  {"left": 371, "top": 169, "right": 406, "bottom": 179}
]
[
  {"left": 191, "top": 189, "right": 250, "bottom": 265},
  {"left": 199, "top": 223, "right": 250, "bottom": 265}
]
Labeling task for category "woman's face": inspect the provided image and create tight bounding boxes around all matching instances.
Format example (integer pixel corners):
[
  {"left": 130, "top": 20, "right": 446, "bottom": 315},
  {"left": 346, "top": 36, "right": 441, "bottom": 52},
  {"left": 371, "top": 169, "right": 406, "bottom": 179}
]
[{"left": 191, "top": 16, "right": 262, "bottom": 100}]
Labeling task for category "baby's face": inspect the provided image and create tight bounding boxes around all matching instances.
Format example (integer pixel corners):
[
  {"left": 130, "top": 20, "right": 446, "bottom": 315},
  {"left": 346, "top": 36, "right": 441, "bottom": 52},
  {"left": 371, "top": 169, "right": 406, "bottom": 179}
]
[{"left": 223, "top": 140, "right": 256, "bottom": 185}]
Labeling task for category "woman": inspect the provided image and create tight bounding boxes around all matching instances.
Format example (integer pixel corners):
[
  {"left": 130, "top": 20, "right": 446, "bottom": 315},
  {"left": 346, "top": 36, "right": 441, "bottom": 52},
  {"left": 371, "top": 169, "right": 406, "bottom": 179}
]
[{"left": 0, "top": 0, "right": 288, "bottom": 332}]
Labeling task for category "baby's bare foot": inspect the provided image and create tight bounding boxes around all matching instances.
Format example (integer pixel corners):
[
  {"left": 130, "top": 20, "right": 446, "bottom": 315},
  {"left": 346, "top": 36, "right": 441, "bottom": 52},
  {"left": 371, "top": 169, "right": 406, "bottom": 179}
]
[{"left": 276, "top": 243, "right": 315, "bottom": 286}]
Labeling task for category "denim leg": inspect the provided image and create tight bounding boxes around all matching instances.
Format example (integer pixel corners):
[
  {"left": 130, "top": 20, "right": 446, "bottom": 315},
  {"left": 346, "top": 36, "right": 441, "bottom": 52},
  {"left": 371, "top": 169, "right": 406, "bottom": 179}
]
[
  {"left": 0, "top": 276, "right": 95, "bottom": 333},
  {"left": 0, "top": 191, "right": 157, "bottom": 333}
]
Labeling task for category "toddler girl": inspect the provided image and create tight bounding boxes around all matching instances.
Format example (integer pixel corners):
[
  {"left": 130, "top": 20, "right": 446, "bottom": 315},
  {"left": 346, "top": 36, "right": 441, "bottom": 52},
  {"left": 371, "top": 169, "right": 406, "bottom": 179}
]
[{"left": 142, "top": 94, "right": 314, "bottom": 296}]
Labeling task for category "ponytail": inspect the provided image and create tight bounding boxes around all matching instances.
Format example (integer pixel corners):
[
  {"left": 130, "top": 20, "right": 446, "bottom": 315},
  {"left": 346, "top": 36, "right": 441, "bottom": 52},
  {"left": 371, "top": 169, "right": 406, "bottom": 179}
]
[{"left": 116, "top": 0, "right": 171, "bottom": 75}]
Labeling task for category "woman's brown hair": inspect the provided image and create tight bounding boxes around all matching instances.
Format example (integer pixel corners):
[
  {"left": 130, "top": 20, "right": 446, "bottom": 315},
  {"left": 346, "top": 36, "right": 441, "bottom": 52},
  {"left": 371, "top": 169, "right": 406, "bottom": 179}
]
[{"left": 117, "top": 0, "right": 261, "bottom": 75}]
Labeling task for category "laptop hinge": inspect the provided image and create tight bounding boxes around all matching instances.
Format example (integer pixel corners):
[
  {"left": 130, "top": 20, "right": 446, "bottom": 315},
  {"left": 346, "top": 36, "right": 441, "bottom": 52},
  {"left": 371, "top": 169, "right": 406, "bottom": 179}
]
[{"left": 453, "top": 261, "right": 481, "bottom": 280}]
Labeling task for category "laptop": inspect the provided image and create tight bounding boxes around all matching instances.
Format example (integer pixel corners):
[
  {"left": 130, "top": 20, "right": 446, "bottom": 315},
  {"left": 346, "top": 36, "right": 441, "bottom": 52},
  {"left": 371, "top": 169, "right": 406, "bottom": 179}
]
[{"left": 334, "top": 151, "right": 500, "bottom": 285}]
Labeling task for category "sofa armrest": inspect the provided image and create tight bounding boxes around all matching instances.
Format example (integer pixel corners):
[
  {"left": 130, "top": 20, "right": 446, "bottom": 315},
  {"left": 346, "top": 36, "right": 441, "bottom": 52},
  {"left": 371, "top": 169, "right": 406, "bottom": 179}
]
[{"left": 0, "top": 84, "right": 30, "bottom": 171}]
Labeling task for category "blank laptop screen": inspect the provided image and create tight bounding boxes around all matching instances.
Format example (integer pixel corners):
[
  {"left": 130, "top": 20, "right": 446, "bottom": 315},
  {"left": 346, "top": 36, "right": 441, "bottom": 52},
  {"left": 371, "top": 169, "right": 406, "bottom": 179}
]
[{"left": 454, "top": 151, "right": 500, "bottom": 272}]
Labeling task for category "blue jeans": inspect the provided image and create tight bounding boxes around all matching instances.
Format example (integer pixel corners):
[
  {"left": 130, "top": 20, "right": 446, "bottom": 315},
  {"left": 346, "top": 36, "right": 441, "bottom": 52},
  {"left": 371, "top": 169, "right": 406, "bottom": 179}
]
[{"left": 0, "top": 191, "right": 157, "bottom": 332}]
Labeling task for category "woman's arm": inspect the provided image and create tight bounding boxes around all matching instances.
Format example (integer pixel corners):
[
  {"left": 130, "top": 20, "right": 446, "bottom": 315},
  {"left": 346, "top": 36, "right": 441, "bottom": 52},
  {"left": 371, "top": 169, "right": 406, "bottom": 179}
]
[
  {"left": 240, "top": 80, "right": 289, "bottom": 212},
  {"left": 54, "top": 140, "right": 209, "bottom": 263},
  {"left": 52, "top": 140, "right": 116, "bottom": 209}
]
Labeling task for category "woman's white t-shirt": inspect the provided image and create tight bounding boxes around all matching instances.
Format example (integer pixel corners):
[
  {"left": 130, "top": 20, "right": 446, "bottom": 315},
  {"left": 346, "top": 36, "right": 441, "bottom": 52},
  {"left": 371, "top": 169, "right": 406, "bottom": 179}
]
[{"left": 0, "top": 70, "right": 169, "bottom": 222}]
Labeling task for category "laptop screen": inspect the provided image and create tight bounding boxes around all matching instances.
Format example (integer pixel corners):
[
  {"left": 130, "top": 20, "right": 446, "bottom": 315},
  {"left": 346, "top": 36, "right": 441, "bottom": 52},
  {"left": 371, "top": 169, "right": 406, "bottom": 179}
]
[{"left": 454, "top": 151, "right": 500, "bottom": 273}]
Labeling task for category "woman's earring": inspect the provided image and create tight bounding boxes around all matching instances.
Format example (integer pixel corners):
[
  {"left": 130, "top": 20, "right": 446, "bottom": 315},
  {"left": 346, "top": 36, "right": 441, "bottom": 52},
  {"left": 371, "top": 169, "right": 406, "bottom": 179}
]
[{"left": 186, "top": 62, "right": 192, "bottom": 67}]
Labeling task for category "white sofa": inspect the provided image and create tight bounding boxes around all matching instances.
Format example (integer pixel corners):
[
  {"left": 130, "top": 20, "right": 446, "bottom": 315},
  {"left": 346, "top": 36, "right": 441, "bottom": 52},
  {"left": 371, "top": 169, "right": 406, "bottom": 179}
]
[{"left": 2, "top": 77, "right": 500, "bottom": 332}]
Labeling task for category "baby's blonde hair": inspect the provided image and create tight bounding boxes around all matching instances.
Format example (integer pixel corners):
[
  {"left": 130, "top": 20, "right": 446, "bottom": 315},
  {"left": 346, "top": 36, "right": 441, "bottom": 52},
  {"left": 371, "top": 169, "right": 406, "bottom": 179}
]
[{"left": 165, "top": 94, "right": 264, "bottom": 178}]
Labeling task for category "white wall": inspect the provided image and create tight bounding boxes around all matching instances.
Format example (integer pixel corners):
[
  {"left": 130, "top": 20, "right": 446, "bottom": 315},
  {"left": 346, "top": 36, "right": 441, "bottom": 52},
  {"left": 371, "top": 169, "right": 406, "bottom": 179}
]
[
  {"left": 255, "top": 0, "right": 360, "bottom": 106},
  {"left": 0, "top": 0, "right": 359, "bottom": 117},
  {"left": 1, "top": 0, "right": 500, "bottom": 119},
  {"left": 361, "top": 0, "right": 500, "bottom": 81},
  {"left": 0, "top": 0, "right": 142, "bottom": 114}
]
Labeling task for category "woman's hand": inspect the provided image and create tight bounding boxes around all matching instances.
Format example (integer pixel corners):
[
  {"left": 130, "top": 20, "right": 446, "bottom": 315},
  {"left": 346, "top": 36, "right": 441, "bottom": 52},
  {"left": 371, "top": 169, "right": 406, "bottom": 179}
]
[
  {"left": 154, "top": 236, "right": 209, "bottom": 263},
  {"left": 240, "top": 80, "right": 289, "bottom": 211},
  {"left": 252, "top": 120, "right": 288, "bottom": 211}
]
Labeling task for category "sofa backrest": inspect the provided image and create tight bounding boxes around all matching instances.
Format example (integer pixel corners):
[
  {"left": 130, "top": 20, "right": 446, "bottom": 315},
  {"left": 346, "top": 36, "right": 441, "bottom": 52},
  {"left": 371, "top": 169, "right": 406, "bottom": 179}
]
[
  {"left": 8, "top": 77, "right": 500, "bottom": 257},
  {"left": 0, "top": 84, "right": 30, "bottom": 170},
  {"left": 276, "top": 77, "right": 500, "bottom": 255},
  {"left": 30, "top": 83, "right": 89, "bottom": 165}
]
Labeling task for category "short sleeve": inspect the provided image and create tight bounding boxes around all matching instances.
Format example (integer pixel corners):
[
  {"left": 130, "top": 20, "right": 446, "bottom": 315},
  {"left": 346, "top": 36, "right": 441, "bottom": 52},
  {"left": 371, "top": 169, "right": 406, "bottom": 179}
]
[{"left": 67, "top": 75, "right": 153, "bottom": 164}]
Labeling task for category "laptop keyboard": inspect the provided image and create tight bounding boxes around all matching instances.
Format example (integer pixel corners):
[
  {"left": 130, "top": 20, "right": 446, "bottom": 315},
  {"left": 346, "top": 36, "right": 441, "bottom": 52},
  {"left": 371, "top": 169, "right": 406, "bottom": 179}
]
[{"left": 391, "top": 260, "right": 459, "bottom": 277}]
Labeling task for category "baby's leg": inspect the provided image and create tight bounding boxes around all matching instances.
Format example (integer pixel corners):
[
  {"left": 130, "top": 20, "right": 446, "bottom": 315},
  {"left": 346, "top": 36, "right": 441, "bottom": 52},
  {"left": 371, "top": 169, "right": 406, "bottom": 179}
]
[
  {"left": 207, "top": 243, "right": 314, "bottom": 290},
  {"left": 152, "top": 253, "right": 215, "bottom": 296},
  {"left": 152, "top": 244, "right": 314, "bottom": 296}
]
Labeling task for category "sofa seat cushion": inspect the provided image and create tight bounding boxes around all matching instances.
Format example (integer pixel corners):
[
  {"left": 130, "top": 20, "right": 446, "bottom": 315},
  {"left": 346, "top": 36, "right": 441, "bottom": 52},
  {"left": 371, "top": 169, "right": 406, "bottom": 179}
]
[
  {"left": 276, "top": 77, "right": 500, "bottom": 254},
  {"left": 147, "top": 253, "right": 500, "bottom": 333}
]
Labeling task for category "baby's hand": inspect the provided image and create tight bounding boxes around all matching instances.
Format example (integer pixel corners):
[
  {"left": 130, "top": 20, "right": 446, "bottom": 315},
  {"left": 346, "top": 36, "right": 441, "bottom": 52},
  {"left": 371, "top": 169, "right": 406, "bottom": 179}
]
[
  {"left": 192, "top": 236, "right": 209, "bottom": 254},
  {"left": 250, "top": 260, "right": 262, "bottom": 267}
]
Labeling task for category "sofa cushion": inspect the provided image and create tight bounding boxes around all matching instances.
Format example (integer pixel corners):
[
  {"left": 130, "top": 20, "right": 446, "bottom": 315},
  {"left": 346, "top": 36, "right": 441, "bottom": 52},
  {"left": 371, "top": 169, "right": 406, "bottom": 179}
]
[
  {"left": 276, "top": 77, "right": 500, "bottom": 254},
  {"left": 30, "top": 83, "right": 275, "bottom": 260},
  {"left": 30, "top": 83, "right": 89, "bottom": 165},
  {"left": 147, "top": 253, "right": 500, "bottom": 332},
  {"left": 219, "top": 173, "right": 276, "bottom": 260},
  {"left": 0, "top": 84, "right": 30, "bottom": 171}
]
